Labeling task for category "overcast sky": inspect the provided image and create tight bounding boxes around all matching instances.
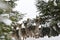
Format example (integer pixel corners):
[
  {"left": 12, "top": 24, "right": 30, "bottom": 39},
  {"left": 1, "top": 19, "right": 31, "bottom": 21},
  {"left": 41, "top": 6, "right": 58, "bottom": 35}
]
[
  {"left": 13, "top": 0, "right": 39, "bottom": 21},
  {"left": 13, "top": 0, "right": 60, "bottom": 40}
]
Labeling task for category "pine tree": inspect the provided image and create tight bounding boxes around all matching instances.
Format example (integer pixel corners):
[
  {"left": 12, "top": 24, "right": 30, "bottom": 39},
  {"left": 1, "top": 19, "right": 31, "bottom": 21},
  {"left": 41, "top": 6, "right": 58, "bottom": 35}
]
[
  {"left": 0, "top": 0, "right": 24, "bottom": 40},
  {"left": 36, "top": 0, "right": 60, "bottom": 37}
]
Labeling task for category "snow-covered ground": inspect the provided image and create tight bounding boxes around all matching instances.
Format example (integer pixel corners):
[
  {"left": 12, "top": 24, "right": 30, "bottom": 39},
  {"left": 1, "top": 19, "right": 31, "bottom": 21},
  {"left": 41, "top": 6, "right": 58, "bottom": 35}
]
[{"left": 26, "top": 35, "right": 60, "bottom": 40}]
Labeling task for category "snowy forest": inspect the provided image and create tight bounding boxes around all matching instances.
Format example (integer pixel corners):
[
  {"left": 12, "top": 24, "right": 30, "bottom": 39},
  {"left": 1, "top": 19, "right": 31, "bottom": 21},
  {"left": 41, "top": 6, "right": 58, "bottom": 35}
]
[{"left": 0, "top": 0, "right": 60, "bottom": 40}]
